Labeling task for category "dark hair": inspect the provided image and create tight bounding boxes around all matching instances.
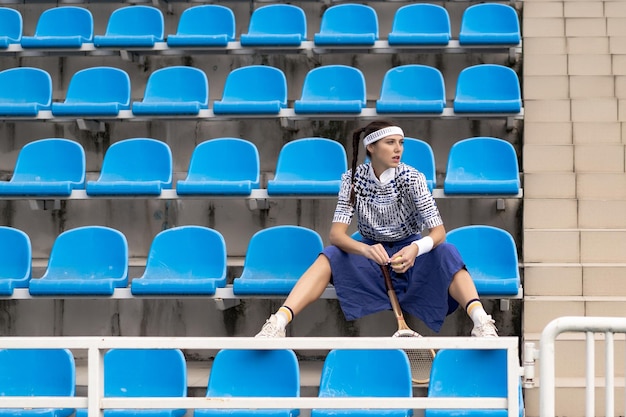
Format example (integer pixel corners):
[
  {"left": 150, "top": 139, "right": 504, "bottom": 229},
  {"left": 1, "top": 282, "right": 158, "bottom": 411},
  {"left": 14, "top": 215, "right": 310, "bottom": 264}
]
[{"left": 349, "top": 120, "right": 396, "bottom": 205}]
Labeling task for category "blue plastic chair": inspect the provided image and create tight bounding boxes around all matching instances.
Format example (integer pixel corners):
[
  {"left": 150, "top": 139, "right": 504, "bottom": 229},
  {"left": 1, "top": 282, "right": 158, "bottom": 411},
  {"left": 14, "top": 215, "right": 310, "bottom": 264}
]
[
  {"left": 213, "top": 66, "right": 287, "bottom": 115},
  {"left": 131, "top": 226, "right": 227, "bottom": 295},
  {"left": 376, "top": 65, "right": 446, "bottom": 114},
  {"left": 132, "top": 66, "right": 209, "bottom": 116},
  {"left": 425, "top": 349, "right": 524, "bottom": 417},
  {"left": 0, "top": 8, "right": 22, "bottom": 48},
  {"left": 446, "top": 225, "right": 520, "bottom": 296},
  {"left": 0, "top": 349, "right": 75, "bottom": 417},
  {"left": 402, "top": 138, "right": 436, "bottom": 192},
  {"left": 195, "top": 349, "right": 300, "bottom": 417},
  {"left": 86, "top": 138, "right": 173, "bottom": 196},
  {"left": 75, "top": 349, "right": 187, "bottom": 417},
  {"left": 52, "top": 67, "right": 131, "bottom": 117},
  {"left": 0, "top": 138, "right": 85, "bottom": 196},
  {"left": 166, "top": 5, "right": 235, "bottom": 47},
  {"left": 21, "top": 6, "right": 93, "bottom": 49},
  {"left": 459, "top": 3, "right": 521, "bottom": 46},
  {"left": 0, "top": 67, "right": 52, "bottom": 117},
  {"left": 29, "top": 226, "right": 128, "bottom": 296},
  {"left": 312, "top": 349, "right": 413, "bottom": 417},
  {"left": 0, "top": 227, "right": 31, "bottom": 296},
  {"left": 267, "top": 138, "right": 347, "bottom": 195},
  {"left": 233, "top": 225, "right": 324, "bottom": 295},
  {"left": 314, "top": 4, "right": 378, "bottom": 46},
  {"left": 453, "top": 64, "right": 521, "bottom": 113},
  {"left": 294, "top": 65, "right": 366, "bottom": 114},
  {"left": 443, "top": 137, "right": 520, "bottom": 195},
  {"left": 388, "top": 4, "right": 450, "bottom": 46},
  {"left": 94, "top": 6, "right": 164, "bottom": 48},
  {"left": 176, "top": 138, "right": 260, "bottom": 195},
  {"left": 240, "top": 4, "right": 306, "bottom": 46}
]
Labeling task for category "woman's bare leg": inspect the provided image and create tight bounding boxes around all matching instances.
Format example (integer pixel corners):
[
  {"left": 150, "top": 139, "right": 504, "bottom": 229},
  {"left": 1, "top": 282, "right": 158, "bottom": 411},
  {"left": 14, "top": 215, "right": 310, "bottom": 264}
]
[
  {"left": 283, "top": 254, "right": 332, "bottom": 316},
  {"left": 447, "top": 268, "right": 479, "bottom": 309},
  {"left": 447, "top": 268, "right": 498, "bottom": 337}
]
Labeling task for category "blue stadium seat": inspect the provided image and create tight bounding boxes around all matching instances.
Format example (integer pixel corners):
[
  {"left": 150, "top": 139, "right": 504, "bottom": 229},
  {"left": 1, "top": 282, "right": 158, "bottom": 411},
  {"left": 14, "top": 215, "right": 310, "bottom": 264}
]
[
  {"left": 233, "top": 225, "right": 324, "bottom": 295},
  {"left": 267, "top": 138, "right": 347, "bottom": 195},
  {"left": 20, "top": 6, "right": 93, "bottom": 49},
  {"left": 0, "top": 349, "right": 75, "bottom": 417},
  {"left": 195, "top": 349, "right": 300, "bottom": 417},
  {"left": 402, "top": 138, "right": 436, "bottom": 192},
  {"left": 28, "top": 226, "right": 128, "bottom": 296},
  {"left": 213, "top": 66, "right": 287, "bottom": 115},
  {"left": 425, "top": 349, "right": 524, "bottom": 417},
  {"left": 240, "top": 4, "right": 306, "bottom": 46},
  {"left": 0, "top": 227, "right": 31, "bottom": 296},
  {"left": 176, "top": 138, "right": 260, "bottom": 195},
  {"left": 0, "top": 67, "right": 52, "bottom": 117},
  {"left": 314, "top": 4, "right": 378, "bottom": 46},
  {"left": 453, "top": 64, "right": 521, "bottom": 113},
  {"left": 94, "top": 5, "right": 164, "bottom": 48},
  {"left": 446, "top": 225, "right": 520, "bottom": 296},
  {"left": 376, "top": 65, "right": 446, "bottom": 114},
  {"left": 51, "top": 67, "right": 131, "bottom": 117},
  {"left": 131, "top": 226, "right": 227, "bottom": 295},
  {"left": 294, "top": 65, "right": 366, "bottom": 114},
  {"left": 388, "top": 4, "right": 450, "bottom": 45},
  {"left": 166, "top": 5, "right": 235, "bottom": 47},
  {"left": 459, "top": 3, "right": 521, "bottom": 46},
  {"left": 132, "top": 66, "right": 209, "bottom": 116},
  {"left": 75, "top": 349, "right": 187, "bottom": 417},
  {"left": 0, "top": 138, "right": 85, "bottom": 196},
  {"left": 443, "top": 137, "right": 520, "bottom": 195},
  {"left": 86, "top": 138, "right": 172, "bottom": 196},
  {"left": 0, "top": 8, "right": 22, "bottom": 48},
  {"left": 312, "top": 349, "right": 412, "bottom": 417}
]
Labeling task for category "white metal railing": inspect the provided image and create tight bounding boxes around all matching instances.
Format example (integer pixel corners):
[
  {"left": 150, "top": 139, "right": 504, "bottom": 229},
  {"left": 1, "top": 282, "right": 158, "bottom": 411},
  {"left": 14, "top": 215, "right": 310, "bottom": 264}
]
[
  {"left": 0, "top": 336, "right": 521, "bottom": 417},
  {"left": 534, "top": 316, "right": 626, "bottom": 417}
]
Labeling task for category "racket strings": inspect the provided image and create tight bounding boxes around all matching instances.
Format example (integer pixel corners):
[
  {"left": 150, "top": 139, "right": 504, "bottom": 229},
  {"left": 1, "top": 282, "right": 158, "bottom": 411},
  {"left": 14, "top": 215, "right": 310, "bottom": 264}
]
[{"left": 394, "top": 333, "right": 435, "bottom": 384}]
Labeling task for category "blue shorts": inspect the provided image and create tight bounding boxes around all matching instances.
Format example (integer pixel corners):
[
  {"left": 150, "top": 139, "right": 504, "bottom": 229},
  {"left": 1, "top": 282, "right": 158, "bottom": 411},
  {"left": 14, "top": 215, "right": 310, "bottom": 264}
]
[{"left": 322, "top": 234, "right": 465, "bottom": 332}]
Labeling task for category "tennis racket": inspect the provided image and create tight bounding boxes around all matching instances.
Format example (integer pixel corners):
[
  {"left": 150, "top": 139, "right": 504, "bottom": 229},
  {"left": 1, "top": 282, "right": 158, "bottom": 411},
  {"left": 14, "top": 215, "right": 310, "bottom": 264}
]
[{"left": 381, "top": 263, "right": 436, "bottom": 385}]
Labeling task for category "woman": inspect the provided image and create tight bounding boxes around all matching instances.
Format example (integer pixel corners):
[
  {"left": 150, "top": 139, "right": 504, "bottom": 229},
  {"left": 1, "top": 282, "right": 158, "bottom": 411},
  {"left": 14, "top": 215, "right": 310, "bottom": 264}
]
[{"left": 256, "top": 120, "right": 498, "bottom": 338}]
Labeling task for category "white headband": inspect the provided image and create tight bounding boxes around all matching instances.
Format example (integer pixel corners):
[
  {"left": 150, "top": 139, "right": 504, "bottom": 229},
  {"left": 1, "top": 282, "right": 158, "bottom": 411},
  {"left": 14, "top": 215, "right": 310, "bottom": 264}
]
[{"left": 363, "top": 126, "right": 404, "bottom": 147}]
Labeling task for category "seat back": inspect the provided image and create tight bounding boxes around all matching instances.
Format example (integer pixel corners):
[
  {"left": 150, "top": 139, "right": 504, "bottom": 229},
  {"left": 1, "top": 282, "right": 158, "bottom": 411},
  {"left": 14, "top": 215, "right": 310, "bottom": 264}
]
[
  {"left": 0, "top": 226, "right": 31, "bottom": 285},
  {"left": 141, "top": 66, "right": 209, "bottom": 106},
  {"left": 425, "top": 349, "right": 523, "bottom": 417},
  {"left": 314, "top": 4, "right": 378, "bottom": 45},
  {"left": 402, "top": 138, "right": 436, "bottom": 191},
  {"left": 207, "top": 349, "right": 299, "bottom": 397},
  {"left": 388, "top": 4, "right": 450, "bottom": 45},
  {"left": 444, "top": 137, "right": 520, "bottom": 194},
  {"left": 184, "top": 138, "right": 260, "bottom": 185},
  {"left": 44, "top": 226, "right": 128, "bottom": 280},
  {"left": 102, "top": 5, "right": 164, "bottom": 38},
  {"left": 97, "top": 138, "right": 173, "bottom": 185},
  {"left": 143, "top": 226, "right": 227, "bottom": 281},
  {"left": 104, "top": 349, "right": 187, "bottom": 397},
  {"left": 11, "top": 138, "right": 85, "bottom": 185},
  {"left": 63, "top": 67, "right": 130, "bottom": 107},
  {"left": 30, "top": 6, "right": 93, "bottom": 39},
  {"left": 243, "top": 4, "right": 306, "bottom": 43},
  {"left": 0, "top": 348, "right": 75, "bottom": 396},
  {"left": 459, "top": 3, "right": 520, "bottom": 45},
  {"left": 453, "top": 64, "right": 521, "bottom": 113},
  {"left": 216, "top": 65, "right": 287, "bottom": 110},
  {"left": 376, "top": 64, "right": 445, "bottom": 113},
  {"left": 172, "top": 5, "right": 235, "bottom": 38},
  {"left": 0, "top": 7, "right": 22, "bottom": 44},
  {"left": 445, "top": 225, "right": 520, "bottom": 295},
  {"left": 296, "top": 65, "right": 366, "bottom": 113},
  {"left": 0, "top": 67, "right": 52, "bottom": 109}
]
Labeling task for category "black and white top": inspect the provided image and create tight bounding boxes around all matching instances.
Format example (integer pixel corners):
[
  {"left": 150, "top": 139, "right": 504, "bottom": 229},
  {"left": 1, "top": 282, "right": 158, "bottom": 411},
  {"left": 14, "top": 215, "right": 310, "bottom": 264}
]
[{"left": 333, "top": 163, "right": 443, "bottom": 242}]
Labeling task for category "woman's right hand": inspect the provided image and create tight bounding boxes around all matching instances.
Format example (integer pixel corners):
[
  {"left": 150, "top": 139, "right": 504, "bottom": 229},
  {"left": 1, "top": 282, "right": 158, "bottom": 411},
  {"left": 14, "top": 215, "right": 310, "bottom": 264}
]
[{"left": 361, "top": 243, "right": 390, "bottom": 266}]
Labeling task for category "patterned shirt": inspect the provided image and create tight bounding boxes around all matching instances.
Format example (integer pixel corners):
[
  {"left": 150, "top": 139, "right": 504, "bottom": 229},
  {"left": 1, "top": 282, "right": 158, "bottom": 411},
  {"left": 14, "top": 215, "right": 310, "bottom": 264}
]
[{"left": 332, "top": 163, "right": 443, "bottom": 242}]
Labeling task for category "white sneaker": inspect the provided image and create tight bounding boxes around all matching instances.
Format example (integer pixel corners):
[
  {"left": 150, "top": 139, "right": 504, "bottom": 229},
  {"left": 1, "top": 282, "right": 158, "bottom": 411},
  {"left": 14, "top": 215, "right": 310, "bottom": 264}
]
[
  {"left": 471, "top": 315, "right": 499, "bottom": 337},
  {"left": 255, "top": 314, "right": 286, "bottom": 338}
]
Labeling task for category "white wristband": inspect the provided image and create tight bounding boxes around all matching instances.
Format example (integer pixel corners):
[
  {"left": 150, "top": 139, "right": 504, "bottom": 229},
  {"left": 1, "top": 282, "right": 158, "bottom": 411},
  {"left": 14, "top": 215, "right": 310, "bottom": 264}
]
[{"left": 411, "top": 236, "right": 434, "bottom": 257}]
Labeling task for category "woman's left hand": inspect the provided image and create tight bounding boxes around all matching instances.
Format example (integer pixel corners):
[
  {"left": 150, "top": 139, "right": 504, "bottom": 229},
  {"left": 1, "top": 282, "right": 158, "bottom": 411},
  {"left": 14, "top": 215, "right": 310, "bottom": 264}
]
[{"left": 389, "top": 244, "right": 419, "bottom": 273}]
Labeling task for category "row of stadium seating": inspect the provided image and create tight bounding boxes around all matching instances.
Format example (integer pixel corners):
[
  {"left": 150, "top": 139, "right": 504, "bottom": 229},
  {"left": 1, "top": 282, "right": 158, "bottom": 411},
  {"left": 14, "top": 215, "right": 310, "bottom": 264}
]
[
  {"left": 1, "top": 347, "right": 520, "bottom": 417},
  {"left": 0, "top": 3, "right": 521, "bottom": 50},
  {"left": 0, "top": 64, "right": 522, "bottom": 119},
  {"left": 0, "top": 223, "right": 521, "bottom": 298},
  {"left": 0, "top": 136, "right": 520, "bottom": 198}
]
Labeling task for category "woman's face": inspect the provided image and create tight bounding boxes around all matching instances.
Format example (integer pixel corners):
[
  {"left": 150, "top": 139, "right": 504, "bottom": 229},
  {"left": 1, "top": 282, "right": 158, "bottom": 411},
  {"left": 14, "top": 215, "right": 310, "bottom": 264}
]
[{"left": 368, "top": 134, "right": 404, "bottom": 170}]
